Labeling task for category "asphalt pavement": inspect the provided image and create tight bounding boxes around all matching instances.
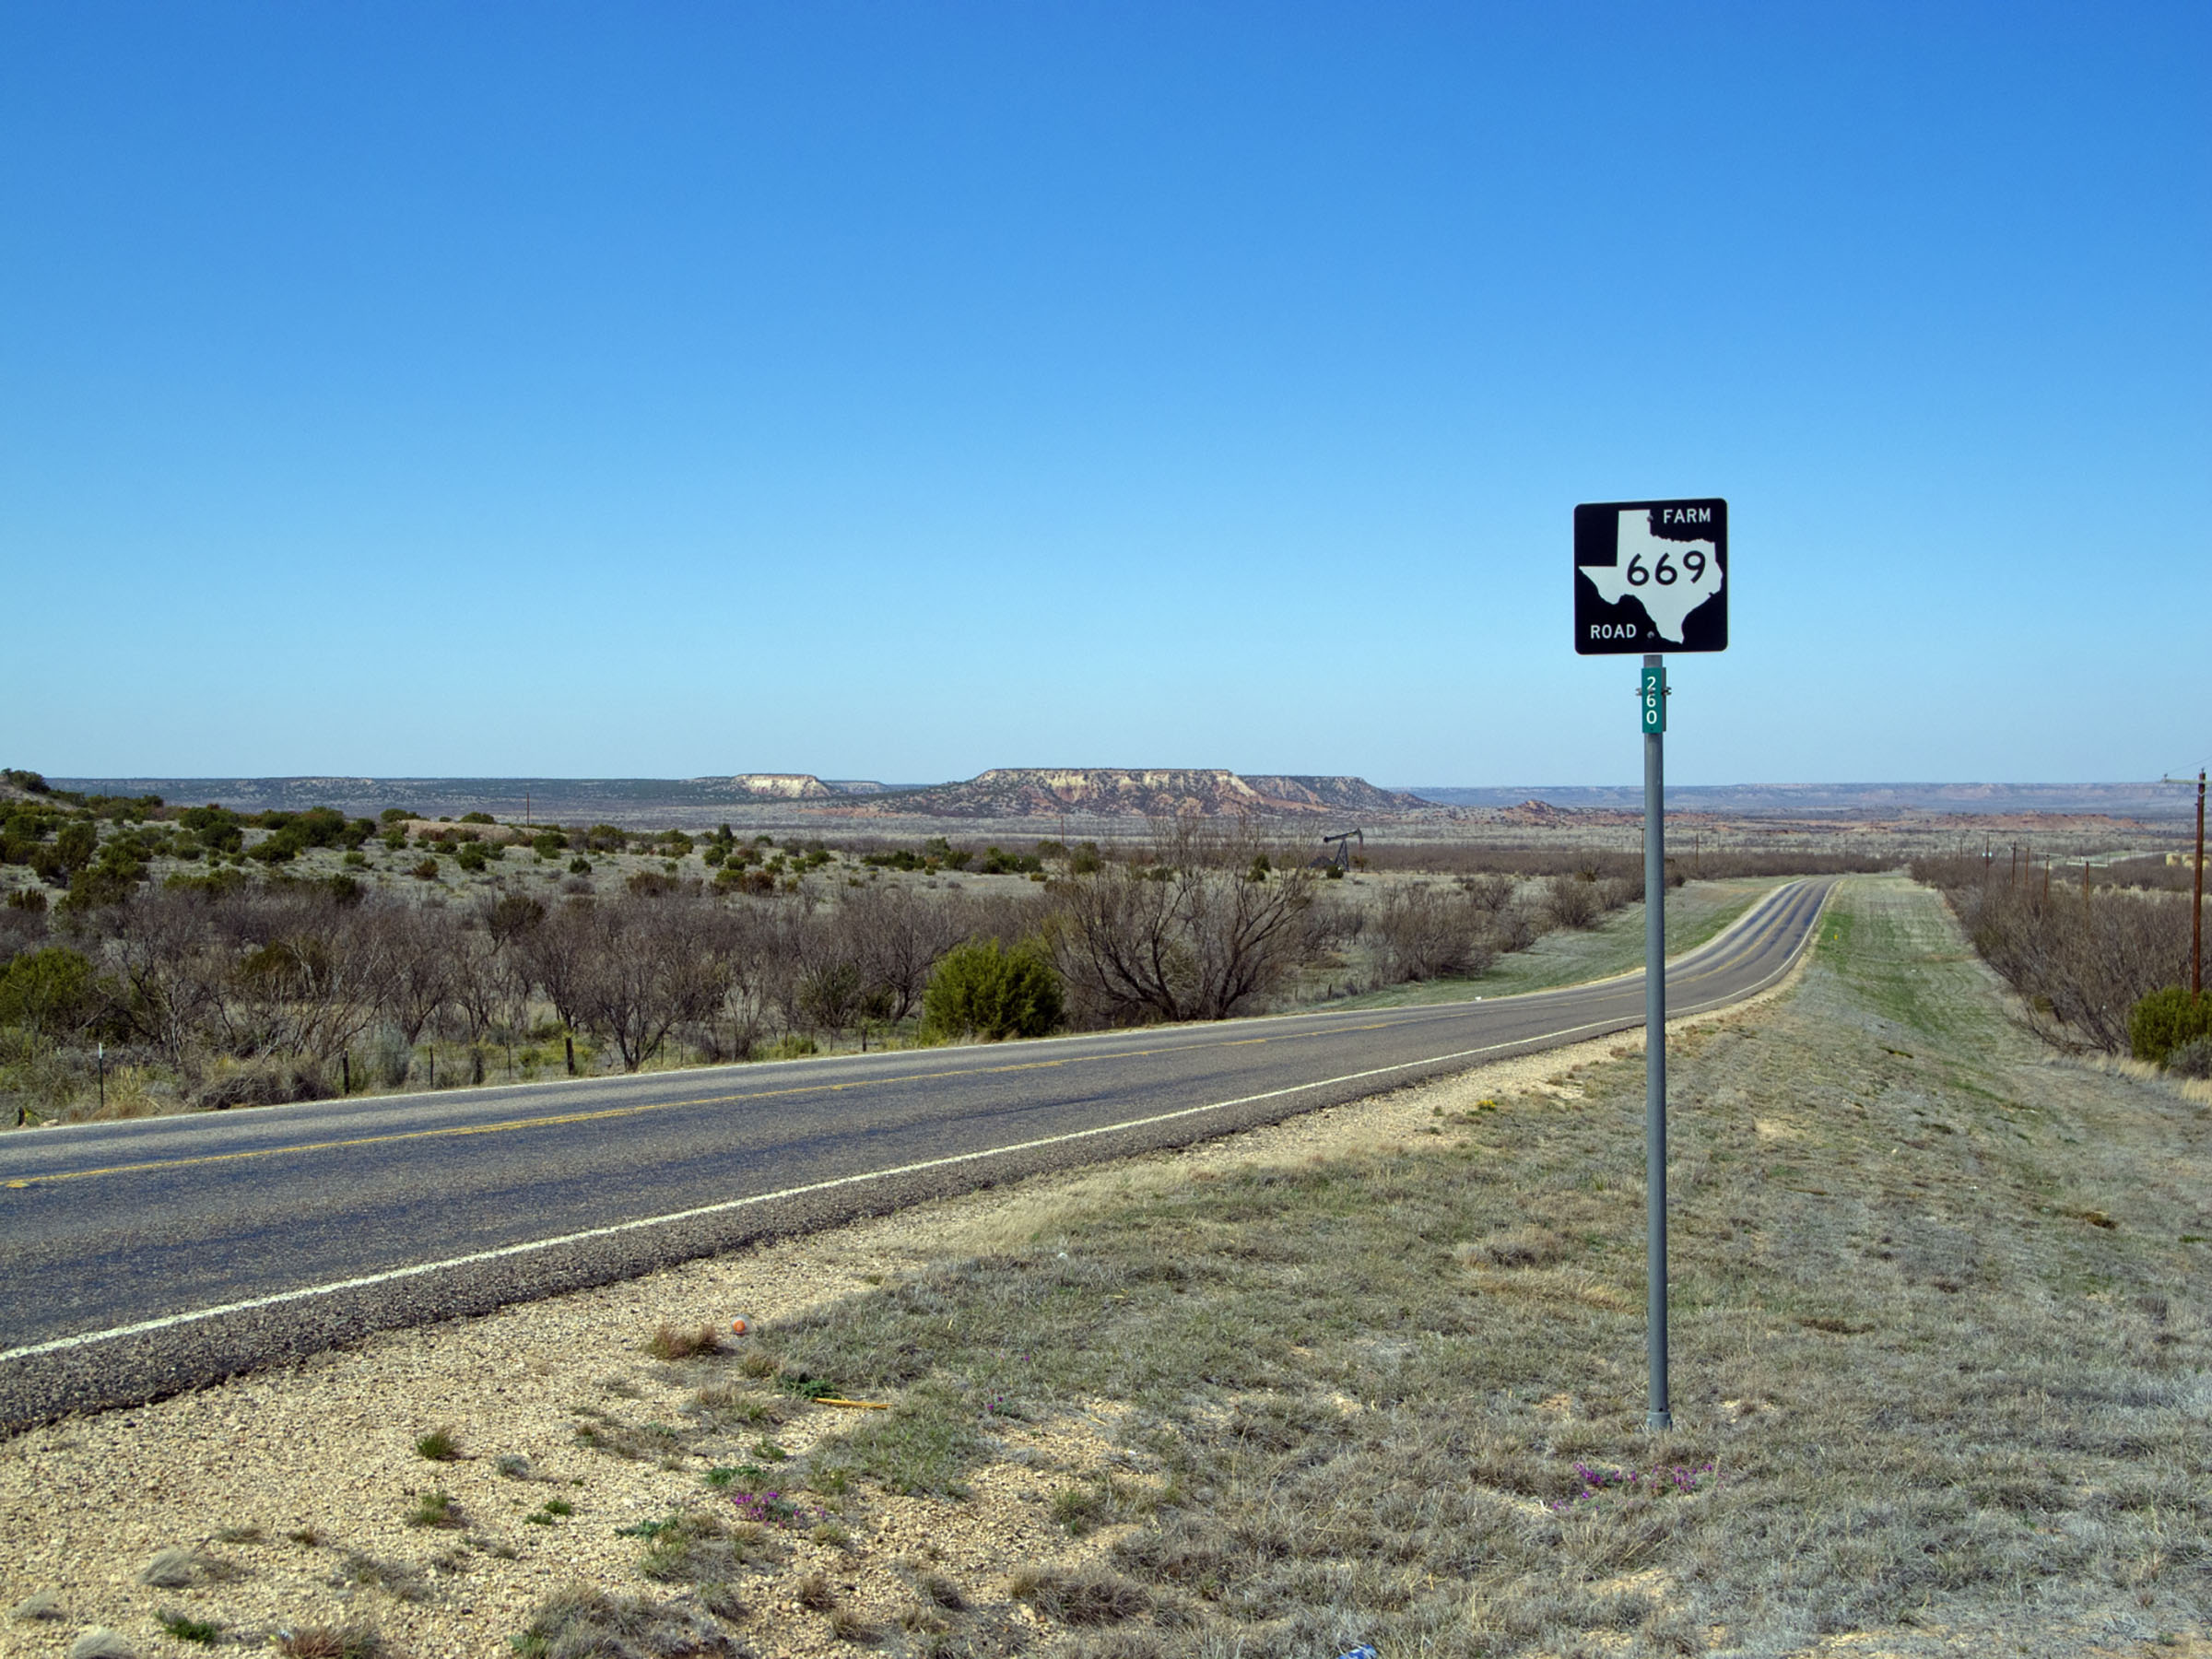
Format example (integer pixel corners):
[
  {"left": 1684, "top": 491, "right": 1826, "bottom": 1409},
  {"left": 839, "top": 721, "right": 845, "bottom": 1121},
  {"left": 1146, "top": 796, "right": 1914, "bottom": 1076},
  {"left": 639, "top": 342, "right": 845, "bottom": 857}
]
[{"left": 0, "top": 877, "right": 1832, "bottom": 1430}]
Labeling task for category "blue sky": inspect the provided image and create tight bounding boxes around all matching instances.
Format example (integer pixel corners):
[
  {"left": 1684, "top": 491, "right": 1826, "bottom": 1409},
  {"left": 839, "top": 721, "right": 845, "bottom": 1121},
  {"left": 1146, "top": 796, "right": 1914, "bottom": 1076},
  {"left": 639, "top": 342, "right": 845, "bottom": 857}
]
[{"left": 4, "top": 3, "right": 2205, "bottom": 787}]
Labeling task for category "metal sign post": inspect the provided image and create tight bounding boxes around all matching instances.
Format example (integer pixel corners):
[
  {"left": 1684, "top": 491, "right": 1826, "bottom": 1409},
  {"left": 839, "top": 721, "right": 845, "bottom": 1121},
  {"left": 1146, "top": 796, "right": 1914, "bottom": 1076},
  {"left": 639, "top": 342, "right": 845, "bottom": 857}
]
[
  {"left": 1641, "top": 656, "right": 1670, "bottom": 1430},
  {"left": 1575, "top": 498, "right": 1726, "bottom": 1436}
]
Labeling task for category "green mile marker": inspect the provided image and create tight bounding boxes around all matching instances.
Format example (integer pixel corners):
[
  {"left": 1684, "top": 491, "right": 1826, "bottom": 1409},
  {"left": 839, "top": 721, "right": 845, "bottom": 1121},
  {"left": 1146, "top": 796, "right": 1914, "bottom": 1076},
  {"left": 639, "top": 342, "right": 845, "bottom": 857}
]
[{"left": 1640, "top": 664, "right": 1666, "bottom": 735}]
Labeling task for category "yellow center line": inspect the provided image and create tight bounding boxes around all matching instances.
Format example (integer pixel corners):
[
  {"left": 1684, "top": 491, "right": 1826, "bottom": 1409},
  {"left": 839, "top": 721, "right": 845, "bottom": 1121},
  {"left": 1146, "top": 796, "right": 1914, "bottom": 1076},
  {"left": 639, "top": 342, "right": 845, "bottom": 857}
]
[
  {"left": 7, "top": 885, "right": 1818, "bottom": 1191},
  {"left": 6, "top": 1022, "right": 1426, "bottom": 1187}
]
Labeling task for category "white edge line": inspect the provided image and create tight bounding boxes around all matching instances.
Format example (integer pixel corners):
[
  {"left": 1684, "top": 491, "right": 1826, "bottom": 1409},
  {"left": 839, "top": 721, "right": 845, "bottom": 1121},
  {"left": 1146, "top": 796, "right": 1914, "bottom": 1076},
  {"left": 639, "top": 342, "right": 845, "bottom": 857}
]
[
  {"left": 4, "top": 881, "right": 1839, "bottom": 1367},
  {"left": 1, "top": 1018, "right": 1639, "bottom": 1365}
]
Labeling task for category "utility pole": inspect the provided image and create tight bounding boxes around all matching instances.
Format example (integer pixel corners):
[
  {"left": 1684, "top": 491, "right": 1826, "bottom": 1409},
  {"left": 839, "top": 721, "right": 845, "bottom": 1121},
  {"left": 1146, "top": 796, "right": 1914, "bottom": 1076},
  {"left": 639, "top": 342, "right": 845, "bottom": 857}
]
[{"left": 2194, "top": 769, "right": 2205, "bottom": 998}]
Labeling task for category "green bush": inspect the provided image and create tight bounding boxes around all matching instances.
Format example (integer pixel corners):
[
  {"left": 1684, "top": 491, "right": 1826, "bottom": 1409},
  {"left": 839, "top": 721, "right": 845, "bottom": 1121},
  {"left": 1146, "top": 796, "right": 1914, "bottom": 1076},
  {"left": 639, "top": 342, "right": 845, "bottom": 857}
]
[
  {"left": 2130, "top": 987, "right": 2212, "bottom": 1067},
  {"left": 59, "top": 863, "right": 141, "bottom": 912},
  {"left": 459, "top": 811, "right": 495, "bottom": 825},
  {"left": 0, "top": 946, "right": 103, "bottom": 1036},
  {"left": 53, "top": 820, "right": 96, "bottom": 876},
  {"left": 923, "top": 938, "right": 1064, "bottom": 1041},
  {"left": 533, "top": 830, "right": 567, "bottom": 859}
]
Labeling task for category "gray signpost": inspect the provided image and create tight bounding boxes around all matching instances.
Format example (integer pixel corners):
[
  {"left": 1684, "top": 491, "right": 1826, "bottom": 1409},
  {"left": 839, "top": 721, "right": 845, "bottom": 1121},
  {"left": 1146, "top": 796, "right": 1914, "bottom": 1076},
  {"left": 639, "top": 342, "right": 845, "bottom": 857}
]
[{"left": 1574, "top": 499, "right": 1729, "bottom": 1432}]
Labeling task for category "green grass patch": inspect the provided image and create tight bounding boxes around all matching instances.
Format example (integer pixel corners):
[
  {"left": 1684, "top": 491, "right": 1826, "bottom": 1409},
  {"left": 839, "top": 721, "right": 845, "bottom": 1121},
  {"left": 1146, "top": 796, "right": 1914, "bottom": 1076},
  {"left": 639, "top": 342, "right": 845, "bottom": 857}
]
[{"left": 157, "top": 1610, "right": 222, "bottom": 1645}]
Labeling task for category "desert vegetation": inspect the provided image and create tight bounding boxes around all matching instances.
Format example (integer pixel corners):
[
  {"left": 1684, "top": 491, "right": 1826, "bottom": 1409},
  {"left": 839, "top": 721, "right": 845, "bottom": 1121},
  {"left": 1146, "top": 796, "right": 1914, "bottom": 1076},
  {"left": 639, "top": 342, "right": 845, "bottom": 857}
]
[
  {"left": 1912, "top": 849, "right": 2208, "bottom": 1070},
  {"left": 0, "top": 766, "right": 1886, "bottom": 1125}
]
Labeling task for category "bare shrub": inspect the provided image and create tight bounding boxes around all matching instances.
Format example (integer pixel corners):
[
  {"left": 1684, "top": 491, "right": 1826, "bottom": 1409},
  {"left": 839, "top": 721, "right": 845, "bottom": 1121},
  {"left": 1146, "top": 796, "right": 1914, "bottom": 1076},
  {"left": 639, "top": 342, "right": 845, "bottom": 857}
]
[
  {"left": 831, "top": 883, "right": 968, "bottom": 1023},
  {"left": 1372, "top": 884, "right": 1493, "bottom": 983},
  {"left": 1454, "top": 873, "right": 1518, "bottom": 912},
  {"left": 1047, "top": 818, "right": 1317, "bottom": 1024},
  {"left": 569, "top": 895, "right": 734, "bottom": 1070},
  {"left": 1543, "top": 873, "right": 1606, "bottom": 930},
  {"left": 1487, "top": 904, "right": 1544, "bottom": 954},
  {"left": 1916, "top": 858, "right": 2199, "bottom": 1053}
]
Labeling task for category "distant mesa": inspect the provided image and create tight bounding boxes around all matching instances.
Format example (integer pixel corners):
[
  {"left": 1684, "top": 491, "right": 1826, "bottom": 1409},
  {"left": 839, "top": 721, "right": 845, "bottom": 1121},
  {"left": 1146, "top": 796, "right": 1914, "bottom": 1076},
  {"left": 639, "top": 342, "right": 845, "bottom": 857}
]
[
  {"left": 1498, "top": 798, "right": 1574, "bottom": 824},
  {"left": 691, "top": 775, "right": 898, "bottom": 799},
  {"left": 850, "top": 769, "right": 1432, "bottom": 819},
  {"left": 708, "top": 773, "right": 839, "bottom": 800}
]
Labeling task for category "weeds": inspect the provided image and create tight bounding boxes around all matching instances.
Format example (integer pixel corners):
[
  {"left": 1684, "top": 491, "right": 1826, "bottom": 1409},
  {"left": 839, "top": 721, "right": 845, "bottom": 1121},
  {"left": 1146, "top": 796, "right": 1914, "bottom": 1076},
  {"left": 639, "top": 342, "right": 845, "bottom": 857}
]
[
  {"left": 915, "top": 1572, "right": 966, "bottom": 1611},
  {"left": 156, "top": 1609, "right": 222, "bottom": 1644},
  {"left": 628, "top": 1509, "right": 761, "bottom": 1584},
  {"left": 511, "top": 1586, "right": 739, "bottom": 1658},
  {"left": 413, "top": 1425, "right": 461, "bottom": 1462},
  {"left": 136, "top": 1547, "right": 204, "bottom": 1587},
  {"left": 404, "top": 1488, "right": 464, "bottom": 1528},
  {"left": 1546, "top": 1459, "right": 1718, "bottom": 1512},
  {"left": 332, "top": 1551, "right": 428, "bottom": 1603},
  {"left": 645, "top": 1322, "right": 721, "bottom": 1362},
  {"left": 1007, "top": 1566, "right": 1149, "bottom": 1625},
  {"left": 276, "top": 1624, "right": 383, "bottom": 1659},
  {"left": 573, "top": 1411, "right": 684, "bottom": 1461},
  {"left": 728, "top": 1489, "right": 820, "bottom": 1529}
]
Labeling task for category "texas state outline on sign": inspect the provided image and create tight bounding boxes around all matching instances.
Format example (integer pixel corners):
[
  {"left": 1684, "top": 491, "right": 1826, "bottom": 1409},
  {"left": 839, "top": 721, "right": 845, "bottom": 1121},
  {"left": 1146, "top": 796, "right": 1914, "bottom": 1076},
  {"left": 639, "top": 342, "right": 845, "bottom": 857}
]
[{"left": 1577, "top": 508, "right": 1724, "bottom": 645}]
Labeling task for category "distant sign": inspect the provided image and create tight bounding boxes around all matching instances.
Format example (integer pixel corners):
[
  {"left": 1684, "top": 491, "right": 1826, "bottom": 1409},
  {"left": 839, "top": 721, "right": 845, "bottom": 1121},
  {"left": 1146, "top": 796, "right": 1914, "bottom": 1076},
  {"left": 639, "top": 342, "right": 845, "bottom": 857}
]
[{"left": 1573, "top": 499, "right": 1727, "bottom": 654}]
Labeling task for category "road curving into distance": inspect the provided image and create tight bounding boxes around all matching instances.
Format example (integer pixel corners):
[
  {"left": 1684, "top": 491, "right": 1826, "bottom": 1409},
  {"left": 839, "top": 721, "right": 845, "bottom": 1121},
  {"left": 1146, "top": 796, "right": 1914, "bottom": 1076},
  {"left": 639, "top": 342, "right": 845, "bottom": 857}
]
[{"left": 0, "top": 877, "right": 1834, "bottom": 1430}]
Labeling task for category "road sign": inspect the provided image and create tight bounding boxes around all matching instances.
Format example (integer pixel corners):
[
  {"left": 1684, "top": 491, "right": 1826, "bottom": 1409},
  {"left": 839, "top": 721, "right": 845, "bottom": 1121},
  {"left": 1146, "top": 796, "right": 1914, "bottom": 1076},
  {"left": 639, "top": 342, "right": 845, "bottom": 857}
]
[
  {"left": 1574, "top": 499, "right": 1728, "bottom": 655},
  {"left": 1572, "top": 496, "right": 1730, "bottom": 1434},
  {"left": 1640, "top": 664, "right": 1666, "bottom": 734}
]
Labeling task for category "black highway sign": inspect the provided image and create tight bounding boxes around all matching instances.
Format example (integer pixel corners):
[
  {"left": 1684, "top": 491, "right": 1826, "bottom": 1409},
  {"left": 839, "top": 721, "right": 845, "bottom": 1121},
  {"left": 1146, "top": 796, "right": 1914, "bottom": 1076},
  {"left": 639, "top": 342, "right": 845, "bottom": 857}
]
[{"left": 1573, "top": 498, "right": 1728, "bottom": 655}]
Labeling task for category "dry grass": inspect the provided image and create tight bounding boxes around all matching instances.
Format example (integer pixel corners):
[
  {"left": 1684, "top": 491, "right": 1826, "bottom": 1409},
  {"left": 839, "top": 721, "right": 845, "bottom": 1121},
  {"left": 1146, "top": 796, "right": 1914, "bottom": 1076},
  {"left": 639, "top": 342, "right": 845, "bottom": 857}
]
[
  {"left": 274, "top": 1625, "right": 384, "bottom": 1659},
  {"left": 509, "top": 1585, "right": 739, "bottom": 1657},
  {"left": 712, "top": 876, "right": 2211, "bottom": 1653},
  {"left": 646, "top": 1322, "right": 724, "bottom": 1362}
]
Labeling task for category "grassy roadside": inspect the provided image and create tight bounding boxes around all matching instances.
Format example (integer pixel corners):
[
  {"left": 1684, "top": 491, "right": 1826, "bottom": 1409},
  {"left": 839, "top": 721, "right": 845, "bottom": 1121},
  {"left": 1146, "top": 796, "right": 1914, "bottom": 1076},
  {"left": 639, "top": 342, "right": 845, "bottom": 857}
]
[
  {"left": 1330, "top": 876, "right": 1795, "bottom": 1010},
  {"left": 700, "top": 874, "right": 2211, "bottom": 1654}
]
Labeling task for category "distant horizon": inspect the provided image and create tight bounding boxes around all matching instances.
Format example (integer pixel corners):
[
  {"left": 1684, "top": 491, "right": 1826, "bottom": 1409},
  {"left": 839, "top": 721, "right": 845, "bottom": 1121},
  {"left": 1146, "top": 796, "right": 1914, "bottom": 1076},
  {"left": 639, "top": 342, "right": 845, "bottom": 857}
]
[{"left": 37, "top": 768, "right": 2201, "bottom": 785}]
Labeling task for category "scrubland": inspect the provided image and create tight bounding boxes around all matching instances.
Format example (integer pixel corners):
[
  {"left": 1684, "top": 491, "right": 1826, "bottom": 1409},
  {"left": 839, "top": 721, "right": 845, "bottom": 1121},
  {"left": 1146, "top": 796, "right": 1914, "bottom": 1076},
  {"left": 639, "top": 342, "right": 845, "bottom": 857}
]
[
  {"left": 6, "top": 877, "right": 2206, "bottom": 1658},
  {"left": 0, "top": 778, "right": 1888, "bottom": 1126}
]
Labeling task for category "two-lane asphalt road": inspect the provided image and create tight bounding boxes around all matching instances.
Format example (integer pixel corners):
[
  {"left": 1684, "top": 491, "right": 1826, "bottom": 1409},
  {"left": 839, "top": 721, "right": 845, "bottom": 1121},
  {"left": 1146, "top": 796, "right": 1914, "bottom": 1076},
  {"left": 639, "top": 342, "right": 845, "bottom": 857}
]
[{"left": 0, "top": 877, "right": 1832, "bottom": 1428}]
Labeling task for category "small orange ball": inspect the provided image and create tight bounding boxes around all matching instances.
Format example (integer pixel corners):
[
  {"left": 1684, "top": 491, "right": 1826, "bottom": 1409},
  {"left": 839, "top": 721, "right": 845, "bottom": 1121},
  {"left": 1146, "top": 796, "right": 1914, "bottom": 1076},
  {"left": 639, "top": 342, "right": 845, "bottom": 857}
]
[{"left": 729, "top": 1317, "right": 750, "bottom": 1335}]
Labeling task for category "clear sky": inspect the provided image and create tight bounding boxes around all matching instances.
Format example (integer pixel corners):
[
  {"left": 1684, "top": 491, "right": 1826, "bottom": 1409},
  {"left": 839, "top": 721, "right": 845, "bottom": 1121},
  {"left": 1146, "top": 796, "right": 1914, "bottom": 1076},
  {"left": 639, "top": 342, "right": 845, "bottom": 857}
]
[{"left": 4, "top": 3, "right": 2206, "bottom": 787}]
